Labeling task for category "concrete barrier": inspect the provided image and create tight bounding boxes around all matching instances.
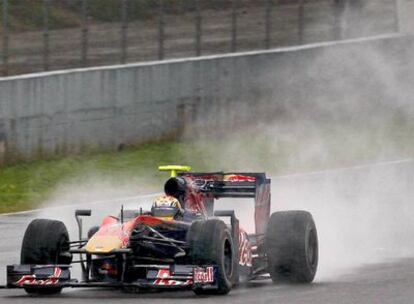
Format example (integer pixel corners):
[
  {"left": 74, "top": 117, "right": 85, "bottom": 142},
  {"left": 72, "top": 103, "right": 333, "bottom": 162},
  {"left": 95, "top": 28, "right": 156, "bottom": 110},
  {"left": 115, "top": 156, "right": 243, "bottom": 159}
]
[{"left": 0, "top": 34, "right": 413, "bottom": 162}]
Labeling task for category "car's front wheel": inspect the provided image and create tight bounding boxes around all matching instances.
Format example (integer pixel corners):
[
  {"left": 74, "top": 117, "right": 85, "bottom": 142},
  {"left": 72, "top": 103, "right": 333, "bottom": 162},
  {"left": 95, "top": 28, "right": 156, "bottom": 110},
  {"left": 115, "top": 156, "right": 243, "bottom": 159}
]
[
  {"left": 20, "top": 219, "right": 71, "bottom": 294},
  {"left": 187, "top": 219, "right": 236, "bottom": 295}
]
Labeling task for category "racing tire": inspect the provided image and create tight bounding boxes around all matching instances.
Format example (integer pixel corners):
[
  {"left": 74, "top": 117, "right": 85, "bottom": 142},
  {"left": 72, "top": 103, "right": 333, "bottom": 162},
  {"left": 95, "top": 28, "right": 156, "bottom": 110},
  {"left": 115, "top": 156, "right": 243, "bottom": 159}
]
[
  {"left": 187, "top": 219, "right": 235, "bottom": 295},
  {"left": 20, "top": 219, "right": 71, "bottom": 295},
  {"left": 265, "top": 211, "right": 318, "bottom": 284}
]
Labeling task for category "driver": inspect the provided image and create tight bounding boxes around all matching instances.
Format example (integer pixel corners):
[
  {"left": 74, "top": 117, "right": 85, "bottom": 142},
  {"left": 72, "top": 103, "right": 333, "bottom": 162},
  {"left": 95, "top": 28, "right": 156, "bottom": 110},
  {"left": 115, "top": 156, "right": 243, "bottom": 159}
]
[{"left": 151, "top": 195, "right": 184, "bottom": 220}]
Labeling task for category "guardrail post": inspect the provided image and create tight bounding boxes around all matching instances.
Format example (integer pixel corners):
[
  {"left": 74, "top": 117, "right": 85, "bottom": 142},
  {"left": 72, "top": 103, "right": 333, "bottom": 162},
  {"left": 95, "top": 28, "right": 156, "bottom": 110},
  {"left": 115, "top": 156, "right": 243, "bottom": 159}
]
[
  {"left": 2, "top": 0, "right": 9, "bottom": 76},
  {"left": 265, "top": 0, "right": 272, "bottom": 49},
  {"left": 298, "top": 0, "right": 305, "bottom": 44},
  {"left": 393, "top": 0, "right": 400, "bottom": 33},
  {"left": 158, "top": 0, "right": 165, "bottom": 60},
  {"left": 121, "top": 0, "right": 128, "bottom": 63},
  {"left": 194, "top": 0, "right": 202, "bottom": 56},
  {"left": 81, "top": 0, "right": 89, "bottom": 66},
  {"left": 333, "top": 0, "right": 346, "bottom": 40},
  {"left": 231, "top": 0, "right": 239, "bottom": 52},
  {"left": 43, "top": 0, "right": 50, "bottom": 71}
]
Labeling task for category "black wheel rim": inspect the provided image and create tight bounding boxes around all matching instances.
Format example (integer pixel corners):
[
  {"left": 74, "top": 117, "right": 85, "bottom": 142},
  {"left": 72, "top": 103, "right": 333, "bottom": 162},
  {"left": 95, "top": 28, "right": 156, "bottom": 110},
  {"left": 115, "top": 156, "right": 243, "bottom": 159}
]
[
  {"left": 224, "top": 239, "right": 233, "bottom": 277},
  {"left": 307, "top": 229, "right": 317, "bottom": 268},
  {"left": 55, "top": 234, "right": 69, "bottom": 264}
]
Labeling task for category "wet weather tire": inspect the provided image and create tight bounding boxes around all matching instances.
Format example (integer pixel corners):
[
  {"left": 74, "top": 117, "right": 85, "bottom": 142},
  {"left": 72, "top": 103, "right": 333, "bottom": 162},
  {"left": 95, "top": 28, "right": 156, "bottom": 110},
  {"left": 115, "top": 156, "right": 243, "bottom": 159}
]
[
  {"left": 20, "top": 219, "right": 71, "bottom": 295},
  {"left": 187, "top": 219, "right": 235, "bottom": 295},
  {"left": 265, "top": 211, "right": 318, "bottom": 283}
]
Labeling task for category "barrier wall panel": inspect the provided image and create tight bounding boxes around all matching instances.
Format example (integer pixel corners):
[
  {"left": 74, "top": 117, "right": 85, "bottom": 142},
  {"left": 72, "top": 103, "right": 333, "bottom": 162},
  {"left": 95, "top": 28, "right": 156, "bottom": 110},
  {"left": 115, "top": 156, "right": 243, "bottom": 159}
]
[{"left": 0, "top": 34, "right": 412, "bottom": 161}]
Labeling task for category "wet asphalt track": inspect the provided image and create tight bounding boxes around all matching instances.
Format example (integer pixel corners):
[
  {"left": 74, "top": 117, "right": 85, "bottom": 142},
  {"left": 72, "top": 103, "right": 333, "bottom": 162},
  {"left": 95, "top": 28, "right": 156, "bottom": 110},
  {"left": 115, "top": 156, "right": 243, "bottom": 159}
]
[
  {"left": 1, "top": 160, "right": 413, "bottom": 303},
  {"left": 1, "top": 217, "right": 414, "bottom": 304},
  {"left": 0, "top": 259, "right": 414, "bottom": 304}
]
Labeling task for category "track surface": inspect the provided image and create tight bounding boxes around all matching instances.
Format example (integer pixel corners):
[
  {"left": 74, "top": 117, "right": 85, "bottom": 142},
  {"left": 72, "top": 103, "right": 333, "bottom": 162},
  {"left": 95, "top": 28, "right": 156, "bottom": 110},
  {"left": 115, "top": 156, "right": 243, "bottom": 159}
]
[
  {"left": 1, "top": 256, "right": 414, "bottom": 304},
  {"left": 0, "top": 160, "right": 413, "bottom": 303}
]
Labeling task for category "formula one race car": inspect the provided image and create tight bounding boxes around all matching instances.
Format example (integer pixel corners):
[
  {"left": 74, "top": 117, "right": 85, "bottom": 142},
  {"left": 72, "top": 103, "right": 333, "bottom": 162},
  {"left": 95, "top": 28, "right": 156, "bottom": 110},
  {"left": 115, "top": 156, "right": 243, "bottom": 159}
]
[{"left": 5, "top": 166, "right": 318, "bottom": 295}]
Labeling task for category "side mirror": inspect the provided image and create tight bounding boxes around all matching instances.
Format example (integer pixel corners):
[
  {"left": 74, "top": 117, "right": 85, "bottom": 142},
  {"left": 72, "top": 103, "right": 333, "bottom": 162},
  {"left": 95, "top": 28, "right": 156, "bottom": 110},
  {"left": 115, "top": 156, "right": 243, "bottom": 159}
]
[
  {"left": 75, "top": 210, "right": 92, "bottom": 242},
  {"left": 75, "top": 209, "right": 91, "bottom": 217}
]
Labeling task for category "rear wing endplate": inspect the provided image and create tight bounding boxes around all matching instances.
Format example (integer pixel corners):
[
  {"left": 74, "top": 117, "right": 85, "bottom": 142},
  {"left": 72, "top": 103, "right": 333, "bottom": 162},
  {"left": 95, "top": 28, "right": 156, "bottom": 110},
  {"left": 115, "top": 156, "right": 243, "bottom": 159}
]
[{"left": 180, "top": 172, "right": 271, "bottom": 235}]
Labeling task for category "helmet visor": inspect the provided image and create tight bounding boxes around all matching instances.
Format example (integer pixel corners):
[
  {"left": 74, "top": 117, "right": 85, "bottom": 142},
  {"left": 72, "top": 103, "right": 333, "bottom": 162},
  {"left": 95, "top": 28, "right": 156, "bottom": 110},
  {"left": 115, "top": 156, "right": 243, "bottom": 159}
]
[{"left": 152, "top": 206, "right": 179, "bottom": 218}]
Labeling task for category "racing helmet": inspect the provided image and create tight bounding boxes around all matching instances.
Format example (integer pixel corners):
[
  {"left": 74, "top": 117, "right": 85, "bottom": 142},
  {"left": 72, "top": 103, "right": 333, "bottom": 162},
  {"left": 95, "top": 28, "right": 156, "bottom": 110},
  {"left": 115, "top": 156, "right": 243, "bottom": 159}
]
[{"left": 151, "top": 195, "right": 183, "bottom": 220}]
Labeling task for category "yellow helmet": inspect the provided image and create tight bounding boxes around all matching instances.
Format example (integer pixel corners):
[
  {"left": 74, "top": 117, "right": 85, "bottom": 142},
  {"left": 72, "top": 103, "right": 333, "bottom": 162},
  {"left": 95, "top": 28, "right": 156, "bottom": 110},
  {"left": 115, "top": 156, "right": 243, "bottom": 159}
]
[
  {"left": 151, "top": 195, "right": 183, "bottom": 220},
  {"left": 152, "top": 195, "right": 182, "bottom": 209}
]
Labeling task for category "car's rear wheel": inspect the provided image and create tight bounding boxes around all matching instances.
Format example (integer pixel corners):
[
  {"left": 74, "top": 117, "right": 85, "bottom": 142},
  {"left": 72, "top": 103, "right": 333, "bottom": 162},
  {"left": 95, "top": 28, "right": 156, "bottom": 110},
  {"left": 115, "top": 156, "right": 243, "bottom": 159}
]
[
  {"left": 20, "top": 219, "right": 71, "bottom": 295},
  {"left": 265, "top": 211, "right": 318, "bottom": 283},
  {"left": 187, "top": 219, "right": 235, "bottom": 295}
]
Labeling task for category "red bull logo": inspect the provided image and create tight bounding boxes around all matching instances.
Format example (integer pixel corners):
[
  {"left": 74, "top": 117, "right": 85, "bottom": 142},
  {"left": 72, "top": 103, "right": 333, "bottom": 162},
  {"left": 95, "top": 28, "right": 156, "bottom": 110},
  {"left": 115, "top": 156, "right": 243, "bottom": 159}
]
[{"left": 193, "top": 267, "right": 214, "bottom": 284}]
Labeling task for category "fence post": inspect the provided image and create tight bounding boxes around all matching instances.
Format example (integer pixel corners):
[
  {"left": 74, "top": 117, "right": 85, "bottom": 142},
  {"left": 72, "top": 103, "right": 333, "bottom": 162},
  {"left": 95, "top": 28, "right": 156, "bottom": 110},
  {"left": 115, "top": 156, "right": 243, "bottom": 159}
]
[
  {"left": 298, "top": 0, "right": 305, "bottom": 44},
  {"left": 158, "top": 0, "right": 165, "bottom": 60},
  {"left": 231, "top": 0, "right": 239, "bottom": 52},
  {"left": 333, "top": 0, "right": 346, "bottom": 40},
  {"left": 120, "top": 0, "right": 128, "bottom": 63},
  {"left": 393, "top": 0, "right": 400, "bottom": 33},
  {"left": 43, "top": 0, "right": 50, "bottom": 71},
  {"left": 81, "top": 0, "right": 89, "bottom": 66},
  {"left": 2, "top": 0, "right": 9, "bottom": 76},
  {"left": 265, "top": 0, "right": 272, "bottom": 49},
  {"left": 194, "top": 0, "right": 202, "bottom": 56}
]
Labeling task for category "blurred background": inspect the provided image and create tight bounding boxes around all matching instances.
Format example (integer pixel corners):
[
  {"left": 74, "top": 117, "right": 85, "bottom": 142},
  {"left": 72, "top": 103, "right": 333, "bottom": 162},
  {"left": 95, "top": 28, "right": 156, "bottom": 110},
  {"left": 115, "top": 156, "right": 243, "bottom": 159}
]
[
  {"left": 0, "top": 0, "right": 413, "bottom": 213},
  {"left": 0, "top": 0, "right": 412, "bottom": 217},
  {"left": 0, "top": 0, "right": 403, "bottom": 76}
]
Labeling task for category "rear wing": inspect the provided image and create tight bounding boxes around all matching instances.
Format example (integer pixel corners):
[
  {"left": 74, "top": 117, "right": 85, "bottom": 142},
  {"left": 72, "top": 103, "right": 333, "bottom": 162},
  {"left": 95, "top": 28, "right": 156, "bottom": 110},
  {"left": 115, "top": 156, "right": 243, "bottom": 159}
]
[{"left": 179, "top": 172, "right": 271, "bottom": 235}]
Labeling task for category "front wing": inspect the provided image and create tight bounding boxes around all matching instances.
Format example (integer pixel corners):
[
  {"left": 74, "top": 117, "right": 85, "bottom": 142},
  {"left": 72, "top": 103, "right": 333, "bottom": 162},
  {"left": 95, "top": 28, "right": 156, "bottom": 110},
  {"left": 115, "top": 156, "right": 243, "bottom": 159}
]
[{"left": 6, "top": 264, "right": 218, "bottom": 291}]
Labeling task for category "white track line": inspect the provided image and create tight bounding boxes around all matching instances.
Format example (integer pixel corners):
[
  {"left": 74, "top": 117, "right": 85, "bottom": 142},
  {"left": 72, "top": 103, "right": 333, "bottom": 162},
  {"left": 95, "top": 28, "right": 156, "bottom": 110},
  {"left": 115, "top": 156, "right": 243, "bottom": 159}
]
[
  {"left": 1, "top": 157, "right": 412, "bottom": 216},
  {"left": 272, "top": 158, "right": 414, "bottom": 180},
  {"left": 0, "top": 193, "right": 162, "bottom": 217}
]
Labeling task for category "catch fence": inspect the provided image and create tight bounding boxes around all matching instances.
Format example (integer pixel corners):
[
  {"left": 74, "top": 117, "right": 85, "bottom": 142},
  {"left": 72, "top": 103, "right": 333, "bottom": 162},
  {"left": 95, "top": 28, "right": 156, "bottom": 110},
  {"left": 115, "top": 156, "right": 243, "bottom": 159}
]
[{"left": 0, "top": 0, "right": 399, "bottom": 76}]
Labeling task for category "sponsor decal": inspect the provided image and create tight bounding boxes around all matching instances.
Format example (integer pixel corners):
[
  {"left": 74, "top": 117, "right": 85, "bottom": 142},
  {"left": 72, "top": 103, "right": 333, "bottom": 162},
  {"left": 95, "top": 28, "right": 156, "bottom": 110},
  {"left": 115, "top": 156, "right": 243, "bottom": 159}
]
[
  {"left": 153, "top": 269, "right": 192, "bottom": 286},
  {"left": 16, "top": 267, "right": 62, "bottom": 286},
  {"left": 239, "top": 230, "right": 252, "bottom": 267},
  {"left": 153, "top": 278, "right": 192, "bottom": 286},
  {"left": 224, "top": 175, "right": 256, "bottom": 182},
  {"left": 193, "top": 267, "right": 214, "bottom": 284},
  {"left": 156, "top": 269, "right": 172, "bottom": 279}
]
